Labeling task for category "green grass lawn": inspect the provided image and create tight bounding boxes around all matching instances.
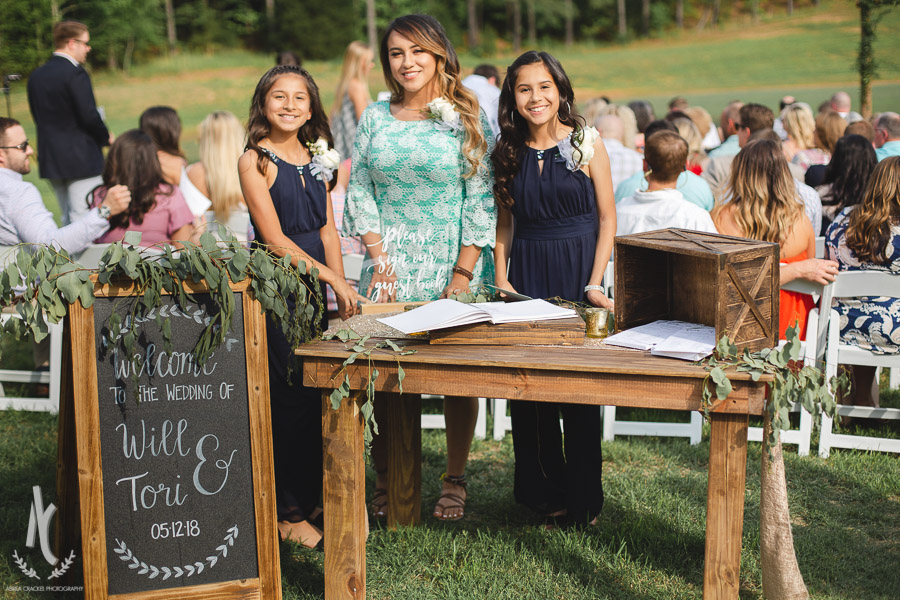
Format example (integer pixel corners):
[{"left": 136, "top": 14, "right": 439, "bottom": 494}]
[{"left": 1, "top": 396, "right": 898, "bottom": 599}]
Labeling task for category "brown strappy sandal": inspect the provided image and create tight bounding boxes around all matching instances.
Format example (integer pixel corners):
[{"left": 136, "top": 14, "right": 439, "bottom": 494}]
[{"left": 433, "top": 473, "right": 467, "bottom": 521}]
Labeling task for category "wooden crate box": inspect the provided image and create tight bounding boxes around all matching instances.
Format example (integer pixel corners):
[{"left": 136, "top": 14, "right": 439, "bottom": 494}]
[{"left": 614, "top": 228, "right": 779, "bottom": 352}]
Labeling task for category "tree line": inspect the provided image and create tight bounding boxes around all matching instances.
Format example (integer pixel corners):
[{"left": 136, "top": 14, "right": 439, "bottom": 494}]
[{"left": 1, "top": 1, "right": 832, "bottom": 78}]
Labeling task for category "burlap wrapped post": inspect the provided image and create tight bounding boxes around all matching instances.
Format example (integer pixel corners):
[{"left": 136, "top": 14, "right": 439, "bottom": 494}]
[{"left": 760, "top": 412, "right": 809, "bottom": 599}]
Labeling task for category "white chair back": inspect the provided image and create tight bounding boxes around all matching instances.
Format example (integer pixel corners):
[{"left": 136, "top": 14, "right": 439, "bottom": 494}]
[
  {"left": 342, "top": 253, "right": 365, "bottom": 282},
  {"left": 819, "top": 270, "right": 900, "bottom": 457}
]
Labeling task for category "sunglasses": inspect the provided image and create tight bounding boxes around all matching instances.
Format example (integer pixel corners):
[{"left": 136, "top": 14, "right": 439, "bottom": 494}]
[{"left": 0, "top": 139, "right": 29, "bottom": 151}]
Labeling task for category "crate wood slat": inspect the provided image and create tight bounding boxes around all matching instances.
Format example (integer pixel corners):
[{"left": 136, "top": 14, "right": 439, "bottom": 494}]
[
  {"left": 615, "top": 228, "right": 779, "bottom": 352},
  {"left": 429, "top": 317, "right": 585, "bottom": 346}
]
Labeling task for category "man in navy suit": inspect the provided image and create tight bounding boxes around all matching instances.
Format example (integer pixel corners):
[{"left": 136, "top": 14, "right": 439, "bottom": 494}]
[{"left": 27, "top": 21, "right": 113, "bottom": 225}]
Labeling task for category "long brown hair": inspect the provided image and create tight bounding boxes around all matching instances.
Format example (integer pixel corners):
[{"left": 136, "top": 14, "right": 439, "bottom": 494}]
[
  {"left": 717, "top": 139, "right": 803, "bottom": 245},
  {"left": 139, "top": 106, "right": 185, "bottom": 158},
  {"left": 380, "top": 14, "right": 487, "bottom": 178},
  {"left": 94, "top": 129, "right": 172, "bottom": 230},
  {"left": 845, "top": 156, "right": 900, "bottom": 264},
  {"left": 491, "top": 51, "right": 583, "bottom": 209},
  {"left": 245, "top": 65, "right": 336, "bottom": 190}
]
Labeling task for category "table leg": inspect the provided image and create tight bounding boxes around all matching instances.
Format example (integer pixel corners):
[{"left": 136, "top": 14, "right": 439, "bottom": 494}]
[
  {"left": 323, "top": 390, "right": 366, "bottom": 600},
  {"left": 54, "top": 322, "right": 80, "bottom": 585},
  {"left": 704, "top": 412, "right": 750, "bottom": 599},
  {"left": 386, "top": 393, "right": 422, "bottom": 528}
]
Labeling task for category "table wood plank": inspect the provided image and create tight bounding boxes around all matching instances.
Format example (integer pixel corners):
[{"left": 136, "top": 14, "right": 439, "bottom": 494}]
[
  {"left": 385, "top": 394, "right": 421, "bottom": 527},
  {"left": 704, "top": 413, "right": 750, "bottom": 599},
  {"left": 322, "top": 391, "right": 366, "bottom": 600}
]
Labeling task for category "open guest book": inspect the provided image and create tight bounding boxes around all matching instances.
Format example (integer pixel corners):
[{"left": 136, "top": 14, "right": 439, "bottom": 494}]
[
  {"left": 377, "top": 299, "right": 577, "bottom": 335},
  {"left": 604, "top": 319, "right": 716, "bottom": 361}
]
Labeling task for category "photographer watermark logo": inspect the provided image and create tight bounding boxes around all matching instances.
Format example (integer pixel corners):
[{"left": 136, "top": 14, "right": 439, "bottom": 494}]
[{"left": 7, "top": 485, "right": 81, "bottom": 592}]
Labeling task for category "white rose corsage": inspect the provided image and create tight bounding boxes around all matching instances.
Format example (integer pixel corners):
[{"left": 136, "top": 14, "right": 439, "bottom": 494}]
[
  {"left": 307, "top": 137, "right": 340, "bottom": 182},
  {"left": 426, "top": 97, "right": 462, "bottom": 134},
  {"left": 558, "top": 126, "right": 600, "bottom": 171}
]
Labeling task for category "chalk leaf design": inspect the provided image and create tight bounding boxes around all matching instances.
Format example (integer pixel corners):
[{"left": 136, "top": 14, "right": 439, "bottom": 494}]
[{"left": 113, "top": 526, "right": 237, "bottom": 580}]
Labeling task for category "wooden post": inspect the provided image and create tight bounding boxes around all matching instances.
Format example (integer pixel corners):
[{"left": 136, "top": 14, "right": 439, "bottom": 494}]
[
  {"left": 54, "top": 320, "right": 80, "bottom": 584},
  {"left": 385, "top": 394, "right": 422, "bottom": 528},
  {"left": 704, "top": 412, "right": 749, "bottom": 599},
  {"left": 323, "top": 391, "right": 366, "bottom": 600}
]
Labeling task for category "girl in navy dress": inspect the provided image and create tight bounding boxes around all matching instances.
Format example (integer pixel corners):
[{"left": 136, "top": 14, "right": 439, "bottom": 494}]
[
  {"left": 239, "top": 65, "right": 364, "bottom": 548},
  {"left": 491, "top": 51, "right": 616, "bottom": 526}
]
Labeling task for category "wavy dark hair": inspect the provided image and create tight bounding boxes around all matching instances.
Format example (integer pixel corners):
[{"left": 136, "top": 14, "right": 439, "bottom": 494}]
[
  {"left": 491, "top": 51, "right": 582, "bottom": 209},
  {"left": 821, "top": 134, "right": 877, "bottom": 215},
  {"left": 380, "top": 14, "right": 486, "bottom": 178},
  {"left": 139, "top": 106, "right": 185, "bottom": 158},
  {"left": 846, "top": 156, "right": 900, "bottom": 265},
  {"left": 93, "top": 129, "right": 172, "bottom": 230},
  {"left": 245, "top": 65, "right": 335, "bottom": 190}
]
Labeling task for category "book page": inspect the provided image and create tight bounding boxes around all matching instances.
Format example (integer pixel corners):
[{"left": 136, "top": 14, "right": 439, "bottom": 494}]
[
  {"left": 604, "top": 320, "right": 697, "bottom": 351},
  {"left": 650, "top": 323, "right": 716, "bottom": 361},
  {"left": 377, "top": 299, "right": 488, "bottom": 334},
  {"left": 472, "top": 300, "right": 577, "bottom": 324}
]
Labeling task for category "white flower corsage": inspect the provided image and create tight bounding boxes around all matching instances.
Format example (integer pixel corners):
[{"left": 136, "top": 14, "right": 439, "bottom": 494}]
[
  {"left": 558, "top": 126, "right": 600, "bottom": 171},
  {"left": 426, "top": 97, "right": 462, "bottom": 134},
  {"left": 307, "top": 137, "right": 340, "bottom": 182}
]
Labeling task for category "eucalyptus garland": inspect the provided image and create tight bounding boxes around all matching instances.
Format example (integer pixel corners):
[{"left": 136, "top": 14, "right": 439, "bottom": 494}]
[
  {"left": 0, "top": 230, "right": 324, "bottom": 383},
  {"left": 701, "top": 325, "right": 850, "bottom": 447}
]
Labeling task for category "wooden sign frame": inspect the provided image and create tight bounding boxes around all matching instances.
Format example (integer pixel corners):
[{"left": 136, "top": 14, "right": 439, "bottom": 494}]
[{"left": 62, "top": 278, "right": 281, "bottom": 600}]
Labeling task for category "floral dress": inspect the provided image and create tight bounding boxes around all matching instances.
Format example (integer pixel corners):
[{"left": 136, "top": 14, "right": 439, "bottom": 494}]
[
  {"left": 344, "top": 101, "right": 496, "bottom": 302},
  {"left": 825, "top": 207, "right": 900, "bottom": 354}
]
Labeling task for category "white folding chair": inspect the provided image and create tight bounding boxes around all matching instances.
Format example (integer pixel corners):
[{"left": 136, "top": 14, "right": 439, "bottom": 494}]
[
  {"left": 342, "top": 253, "right": 364, "bottom": 282},
  {"left": 818, "top": 271, "right": 900, "bottom": 457},
  {"left": 815, "top": 236, "right": 826, "bottom": 259},
  {"left": 745, "top": 277, "right": 831, "bottom": 456}
]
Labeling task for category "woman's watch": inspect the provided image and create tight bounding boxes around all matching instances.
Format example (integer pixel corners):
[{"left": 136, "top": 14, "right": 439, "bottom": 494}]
[{"left": 98, "top": 204, "right": 112, "bottom": 220}]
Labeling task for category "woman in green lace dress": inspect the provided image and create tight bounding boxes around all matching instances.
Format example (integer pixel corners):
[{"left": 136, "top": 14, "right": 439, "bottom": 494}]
[{"left": 344, "top": 14, "right": 496, "bottom": 520}]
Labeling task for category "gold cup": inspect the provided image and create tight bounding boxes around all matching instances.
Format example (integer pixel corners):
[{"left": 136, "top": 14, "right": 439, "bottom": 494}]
[{"left": 582, "top": 307, "right": 609, "bottom": 339}]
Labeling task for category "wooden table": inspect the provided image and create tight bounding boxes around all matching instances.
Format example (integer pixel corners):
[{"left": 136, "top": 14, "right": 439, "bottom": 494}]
[{"left": 296, "top": 341, "right": 769, "bottom": 600}]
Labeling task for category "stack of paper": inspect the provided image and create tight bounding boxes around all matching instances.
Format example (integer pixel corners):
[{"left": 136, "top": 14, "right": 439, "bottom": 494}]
[
  {"left": 604, "top": 319, "right": 716, "bottom": 361},
  {"left": 377, "top": 299, "right": 577, "bottom": 335}
]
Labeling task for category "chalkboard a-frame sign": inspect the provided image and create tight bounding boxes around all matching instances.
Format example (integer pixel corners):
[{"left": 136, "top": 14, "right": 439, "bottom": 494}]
[{"left": 66, "top": 278, "right": 281, "bottom": 600}]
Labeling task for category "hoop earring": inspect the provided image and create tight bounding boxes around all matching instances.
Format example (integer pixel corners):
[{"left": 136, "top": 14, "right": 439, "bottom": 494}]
[
  {"left": 510, "top": 110, "right": 517, "bottom": 123},
  {"left": 558, "top": 101, "right": 571, "bottom": 122}
]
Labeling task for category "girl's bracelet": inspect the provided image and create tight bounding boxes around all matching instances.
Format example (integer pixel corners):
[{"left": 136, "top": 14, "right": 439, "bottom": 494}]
[
  {"left": 584, "top": 284, "right": 605, "bottom": 294},
  {"left": 452, "top": 265, "right": 474, "bottom": 281}
]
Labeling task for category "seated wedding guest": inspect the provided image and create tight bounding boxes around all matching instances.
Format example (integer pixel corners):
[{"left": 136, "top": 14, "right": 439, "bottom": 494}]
[
  {"left": 781, "top": 103, "right": 817, "bottom": 163},
  {"left": 719, "top": 128, "right": 823, "bottom": 240},
  {"left": 704, "top": 102, "right": 773, "bottom": 193},
  {"left": 814, "top": 134, "right": 877, "bottom": 235},
  {"left": 185, "top": 111, "right": 251, "bottom": 241},
  {"left": 845, "top": 119, "right": 875, "bottom": 144},
  {"left": 829, "top": 91, "right": 863, "bottom": 124},
  {"left": 824, "top": 156, "right": 900, "bottom": 408},
  {"left": 792, "top": 110, "right": 846, "bottom": 173},
  {"left": 670, "top": 116, "right": 706, "bottom": 174},
  {"left": 1, "top": 117, "right": 130, "bottom": 252},
  {"left": 595, "top": 114, "right": 642, "bottom": 191},
  {"left": 91, "top": 129, "right": 196, "bottom": 248},
  {"left": 628, "top": 100, "right": 655, "bottom": 135},
  {"left": 684, "top": 105, "right": 720, "bottom": 151},
  {"left": 874, "top": 112, "right": 900, "bottom": 161},
  {"left": 276, "top": 50, "right": 301, "bottom": 66},
  {"left": 139, "top": 107, "right": 187, "bottom": 187},
  {"left": 616, "top": 131, "right": 717, "bottom": 236},
  {"left": 712, "top": 139, "right": 839, "bottom": 339},
  {"left": 599, "top": 103, "right": 639, "bottom": 151},
  {"left": 707, "top": 100, "right": 743, "bottom": 158},
  {"left": 615, "top": 120, "right": 714, "bottom": 211},
  {"left": 462, "top": 64, "right": 501, "bottom": 138},
  {"left": 331, "top": 41, "right": 375, "bottom": 163},
  {"left": 580, "top": 97, "right": 608, "bottom": 133},
  {"left": 668, "top": 96, "right": 688, "bottom": 113},
  {"left": 773, "top": 95, "right": 796, "bottom": 140}
]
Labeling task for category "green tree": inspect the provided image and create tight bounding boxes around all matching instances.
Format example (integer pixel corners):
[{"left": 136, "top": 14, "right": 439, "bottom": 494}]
[
  {"left": 0, "top": 0, "right": 55, "bottom": 77},
  {"left": 857, "top": 0, "right": 898, "bottom": 118}
]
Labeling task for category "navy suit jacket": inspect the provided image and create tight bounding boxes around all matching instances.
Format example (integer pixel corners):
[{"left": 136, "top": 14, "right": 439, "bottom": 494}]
[{"left": 27, "top": 55, "right": 110, "bottom": 180}]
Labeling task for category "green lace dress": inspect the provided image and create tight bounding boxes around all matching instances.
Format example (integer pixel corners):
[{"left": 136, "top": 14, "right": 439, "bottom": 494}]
[{"left": 344, "top": 101, "right": 496, "bottom": 302}]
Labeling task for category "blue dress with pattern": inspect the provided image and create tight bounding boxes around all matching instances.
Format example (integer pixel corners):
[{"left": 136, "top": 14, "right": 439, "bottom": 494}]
[
  {"left": 344, "top": 101, "right": 496, "bottom": 301},
  {"left": 825, "top": 207, "right": 900, "bottom": 354}
]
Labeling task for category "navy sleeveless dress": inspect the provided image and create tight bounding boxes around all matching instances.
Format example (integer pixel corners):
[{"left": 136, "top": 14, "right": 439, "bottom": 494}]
[
  {"left": 252, "top": 148, "right": 328, "bottom": 523},
  {"left": 506, "top": 144, "right": 604, "bottom": 524}
]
